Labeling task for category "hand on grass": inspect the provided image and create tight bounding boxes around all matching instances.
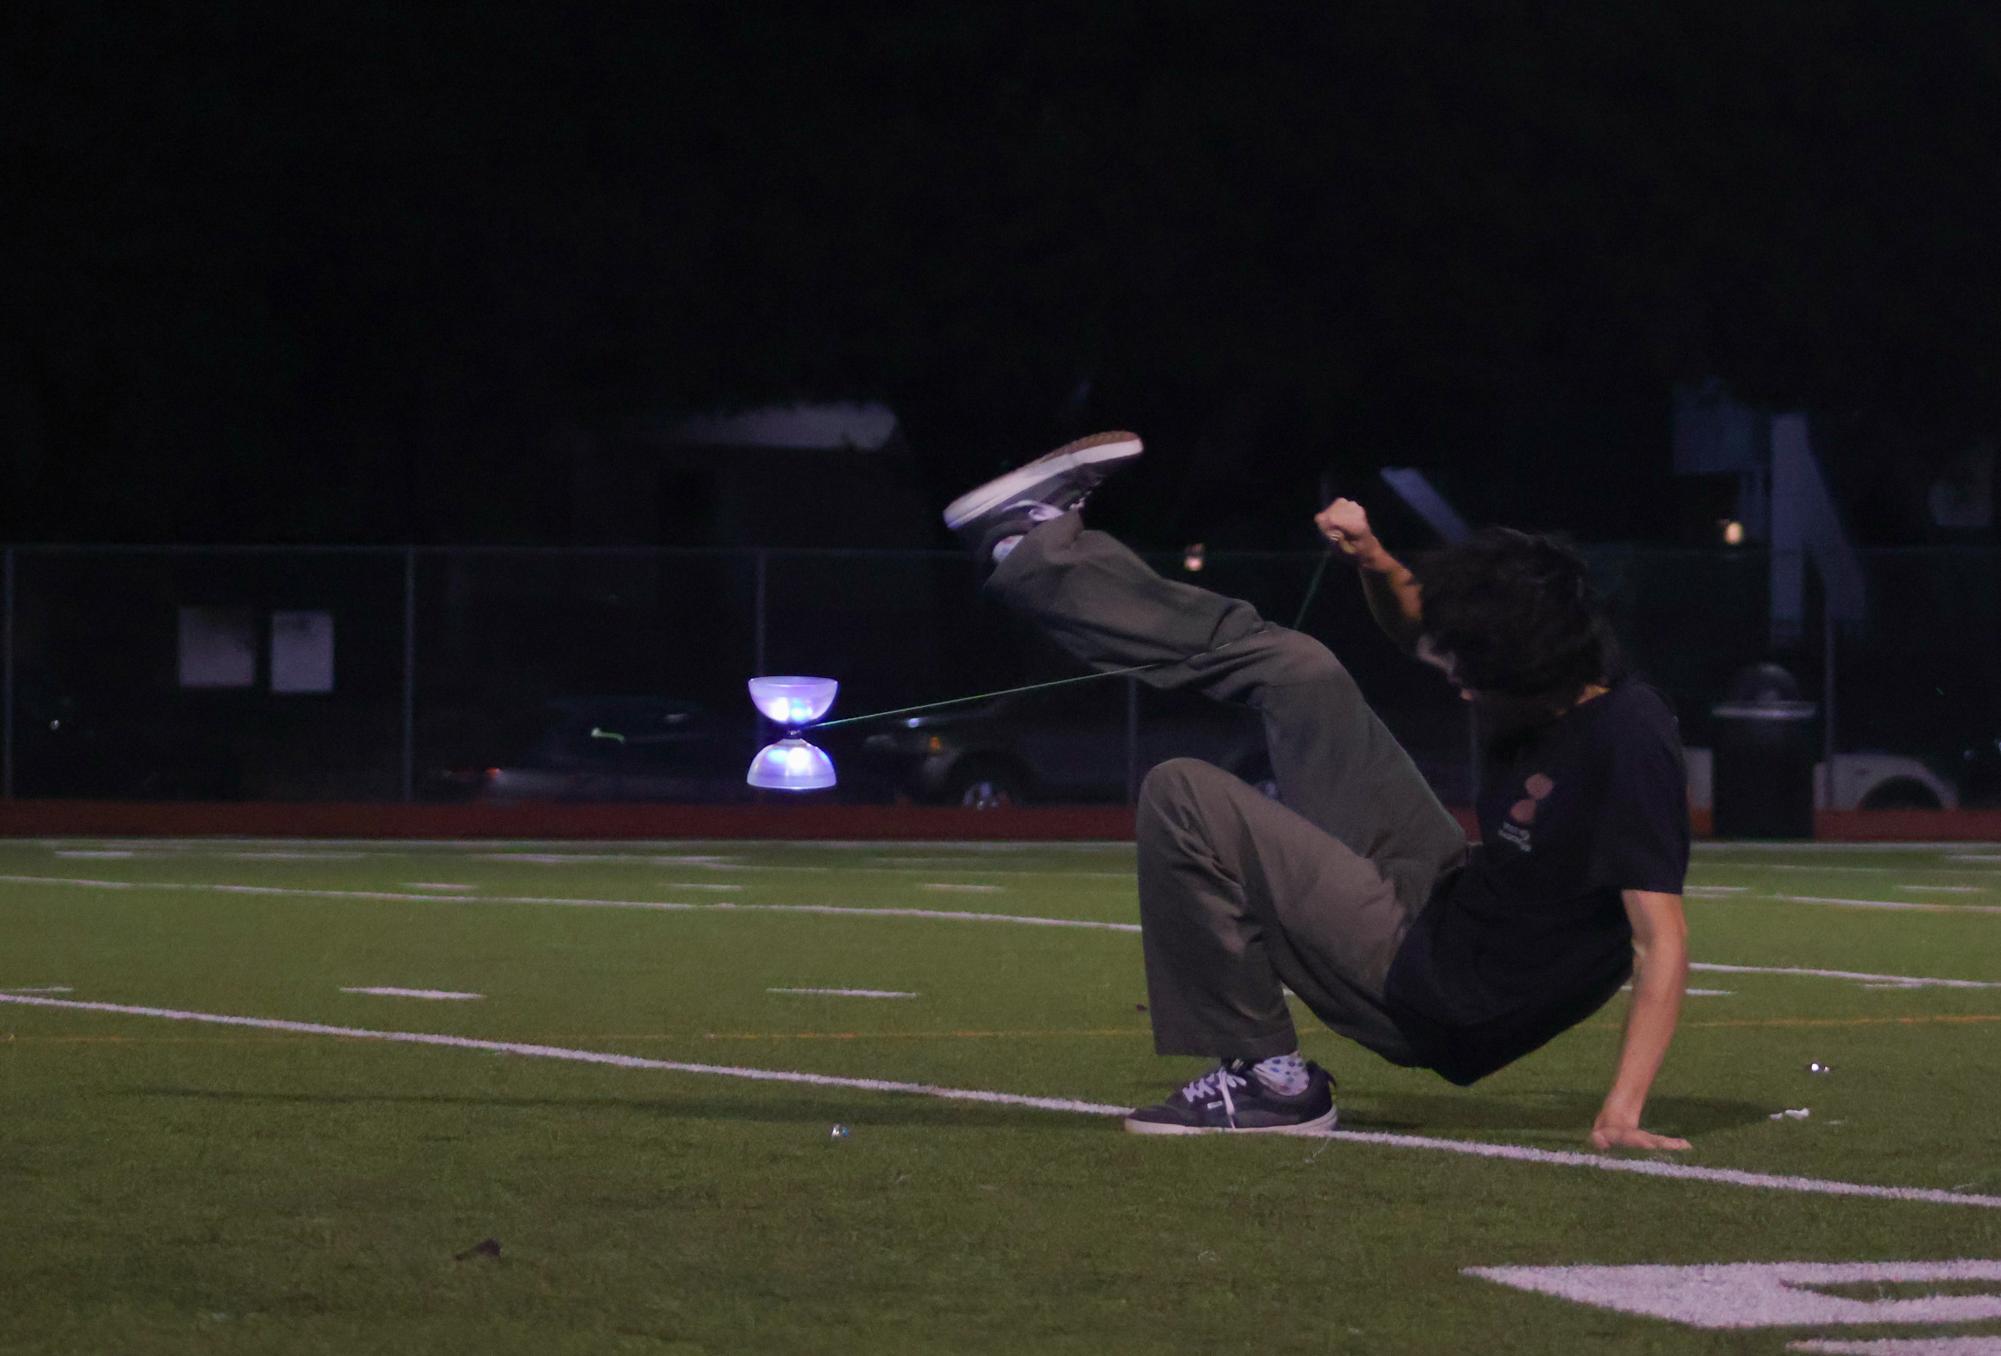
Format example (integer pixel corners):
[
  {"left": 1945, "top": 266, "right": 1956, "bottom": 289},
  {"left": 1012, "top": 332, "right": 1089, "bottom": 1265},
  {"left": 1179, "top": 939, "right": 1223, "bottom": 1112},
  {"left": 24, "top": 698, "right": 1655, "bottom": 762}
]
[{"left": 1589, "top": 1118, "right": 1692, "bottom": 1152}]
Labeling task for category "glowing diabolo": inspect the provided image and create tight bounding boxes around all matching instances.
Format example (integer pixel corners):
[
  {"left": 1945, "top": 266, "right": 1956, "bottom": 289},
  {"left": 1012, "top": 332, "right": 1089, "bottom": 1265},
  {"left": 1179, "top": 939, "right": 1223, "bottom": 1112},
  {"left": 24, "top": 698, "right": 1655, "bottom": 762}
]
[
  {"left": 746, "top": 676, "right": 839, "bottom": 791},
  {"left": 748, "top": 676, "right": 838, "bottom": 727}
]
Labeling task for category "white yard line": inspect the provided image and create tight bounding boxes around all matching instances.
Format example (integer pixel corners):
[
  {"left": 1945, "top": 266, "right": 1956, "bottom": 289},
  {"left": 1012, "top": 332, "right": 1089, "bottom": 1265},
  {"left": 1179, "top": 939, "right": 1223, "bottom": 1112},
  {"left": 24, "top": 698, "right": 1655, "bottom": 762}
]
[
  {"left": 767, "top": 988, "right": 918, "bottom": 999},
  {"left": 0, "top": 874, "right": 1143, "bottom": 933},
  {"left": 1698, "top": 843, "right": 2001, "bottom": 854},
  {"left": 1898, "top": 885, "right": 1986, "bottom": 894},
  {"left": 1722, "top": 864, "right": 2001, "bottom": 879},
  {"left": 1770, "top": 894, "right": 2001, "bottom": 917},
  {"left": 1688, "top": 962, "right": 2001, "bottom": 991},
  {"left": 4, "top": 991, "right": 2001, "bottom": 1212},
  {"left": 401, "top": 883, "right": 475, "bottom": 892},
  {"left": 9, "top": 873, "right": 1998, "bottom": 988},
  {"left": 0, "top": 985, "right": 73, "bottom": 994},
  {"left": 474, "top": 852, "right": 744, "bottom": 865},
  {"left": 339, "top": 987, "right": 484, "bottom": 1001},
  {"left": 779, "top": 840, "right": 1127, "bottom": 853},
  {"left": 55, "top": 850, "right": 138, "bottom": 859},
  {"left": 1471, "top": 1260, "right": 2001, "bottom": 1334},
  {"left": 466, "top": 853, "right": 1124, "bottom": 878},
  {"left": 688, "top": 863, "right": 1137, "bottom": 879},
  {"left": 1790, "top": 1338, "right": 2001, "bottom": 1354}
]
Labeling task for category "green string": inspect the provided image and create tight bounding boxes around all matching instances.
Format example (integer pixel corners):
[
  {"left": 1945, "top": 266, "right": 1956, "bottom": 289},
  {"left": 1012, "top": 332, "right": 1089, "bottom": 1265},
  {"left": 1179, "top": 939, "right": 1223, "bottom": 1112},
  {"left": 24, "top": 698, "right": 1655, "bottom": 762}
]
[
  {"left": 807, "top": 549, "right": 1339, "bottom": 734},
  {"left": 1290, "top": 549, "right": 1335, "bottom": 631},
  {"left": 809, "top": 659, "right": 1168, "bottom": 731}
]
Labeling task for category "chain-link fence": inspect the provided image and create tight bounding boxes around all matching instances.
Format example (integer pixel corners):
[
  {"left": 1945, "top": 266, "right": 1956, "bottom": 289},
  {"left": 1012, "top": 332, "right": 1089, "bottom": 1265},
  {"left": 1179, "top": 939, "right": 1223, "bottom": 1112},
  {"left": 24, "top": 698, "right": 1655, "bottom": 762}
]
[{"left": 3, "top": 544, "right": 1995, "bottom": 809}]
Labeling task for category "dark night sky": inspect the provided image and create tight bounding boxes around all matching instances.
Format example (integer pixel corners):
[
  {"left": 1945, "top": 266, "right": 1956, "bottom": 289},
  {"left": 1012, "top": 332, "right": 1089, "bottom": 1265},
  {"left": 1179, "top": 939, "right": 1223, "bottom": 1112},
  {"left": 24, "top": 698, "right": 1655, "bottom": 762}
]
[{"left": 6, "top": 2, "right": 1999, "bottom": 547}]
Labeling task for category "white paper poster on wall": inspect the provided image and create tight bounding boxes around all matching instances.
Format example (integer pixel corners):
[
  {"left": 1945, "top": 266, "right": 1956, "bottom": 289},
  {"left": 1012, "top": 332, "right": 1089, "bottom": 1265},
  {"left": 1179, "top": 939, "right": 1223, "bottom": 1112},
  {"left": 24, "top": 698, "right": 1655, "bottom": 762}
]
[
  {"left": 177, "top": 607, "right": 256, "bottom": 688},
  {"left": 270, "top": 610, "right": 335, "bottom": 694}
]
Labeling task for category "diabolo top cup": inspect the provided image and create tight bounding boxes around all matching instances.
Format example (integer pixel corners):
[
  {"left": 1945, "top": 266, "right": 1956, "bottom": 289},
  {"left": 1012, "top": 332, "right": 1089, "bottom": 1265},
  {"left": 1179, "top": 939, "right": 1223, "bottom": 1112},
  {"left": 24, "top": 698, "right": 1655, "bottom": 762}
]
[{"left": 747, "top": 676, "right": 839, "bottom": 729}]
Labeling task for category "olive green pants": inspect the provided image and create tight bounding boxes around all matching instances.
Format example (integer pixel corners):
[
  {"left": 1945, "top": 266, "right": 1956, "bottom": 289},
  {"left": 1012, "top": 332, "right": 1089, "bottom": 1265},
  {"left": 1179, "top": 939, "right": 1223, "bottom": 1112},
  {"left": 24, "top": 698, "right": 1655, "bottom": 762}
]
[{"left": 987, "top": 513, "right": 1467, "bottom": 1062}]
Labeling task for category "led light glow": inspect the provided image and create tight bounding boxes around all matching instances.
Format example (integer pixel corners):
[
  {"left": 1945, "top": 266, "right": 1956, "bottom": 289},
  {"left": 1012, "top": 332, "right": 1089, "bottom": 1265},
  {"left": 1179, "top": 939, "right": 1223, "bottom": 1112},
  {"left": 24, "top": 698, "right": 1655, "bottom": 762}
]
[
  {"left": 748, "top": 676, "right": 838, "bottom": 727},
  {"left": 747, "top": 737, "right": 837, "bottom": 791}
]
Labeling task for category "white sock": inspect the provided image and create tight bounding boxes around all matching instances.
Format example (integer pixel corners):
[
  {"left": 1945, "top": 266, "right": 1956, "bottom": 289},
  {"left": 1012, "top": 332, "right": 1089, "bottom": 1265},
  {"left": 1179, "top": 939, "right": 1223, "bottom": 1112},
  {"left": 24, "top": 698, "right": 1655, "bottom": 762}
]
[
  {"left": 991, "top": 534, "right": 1024, "bottom": 562},
  {"left": 1250, "top": 1051, "right": 1309, "bottom": 1097}
]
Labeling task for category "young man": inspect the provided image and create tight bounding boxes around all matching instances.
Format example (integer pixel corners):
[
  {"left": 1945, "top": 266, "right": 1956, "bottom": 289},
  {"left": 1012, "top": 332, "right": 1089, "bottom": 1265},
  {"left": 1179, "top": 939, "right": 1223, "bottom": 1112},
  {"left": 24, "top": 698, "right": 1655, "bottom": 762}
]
[{"left": 944, "top": 432, "right": 1692, "bottom": 1149}]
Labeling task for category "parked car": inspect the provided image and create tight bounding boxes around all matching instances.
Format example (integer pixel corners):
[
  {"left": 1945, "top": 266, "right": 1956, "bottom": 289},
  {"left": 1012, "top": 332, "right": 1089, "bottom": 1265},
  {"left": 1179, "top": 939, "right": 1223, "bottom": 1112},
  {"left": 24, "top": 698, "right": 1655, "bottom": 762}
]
[
  {"left": 1683, "top": 746, "right": 1961, "bottom": 812},
  {"left": 858, "top": 683, "right": 1276, "bottom": 808},
  {"left": 429, "top": 696, "right": 757, "bottom": 803}
]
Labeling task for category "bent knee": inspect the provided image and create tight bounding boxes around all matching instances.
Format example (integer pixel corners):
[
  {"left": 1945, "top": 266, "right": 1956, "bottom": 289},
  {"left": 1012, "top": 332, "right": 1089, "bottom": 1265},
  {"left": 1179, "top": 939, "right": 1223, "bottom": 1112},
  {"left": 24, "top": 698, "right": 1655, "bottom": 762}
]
[
  {"left": 1144, "top": 760, "right": 1248, "bottom": 824},
  {"left": 1260, "top": 629, "right": 1352, "bottom": 688},
  {"left": 1138, "top": 757, "right": 1235, "bottom": 820}
]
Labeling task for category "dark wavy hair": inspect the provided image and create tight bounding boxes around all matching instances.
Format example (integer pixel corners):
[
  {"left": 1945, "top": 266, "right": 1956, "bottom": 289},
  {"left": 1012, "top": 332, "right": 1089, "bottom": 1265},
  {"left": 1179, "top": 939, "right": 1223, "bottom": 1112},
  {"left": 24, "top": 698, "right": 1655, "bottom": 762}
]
[{"left": 1412, "top": 528, "right": 1620, "bottom": 698}]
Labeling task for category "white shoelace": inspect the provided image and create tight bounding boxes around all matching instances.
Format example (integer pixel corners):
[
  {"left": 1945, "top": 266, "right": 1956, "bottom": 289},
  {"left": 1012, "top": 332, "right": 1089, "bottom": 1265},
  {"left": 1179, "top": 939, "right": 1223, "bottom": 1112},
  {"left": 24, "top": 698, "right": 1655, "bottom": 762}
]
[{"left": 1180, "top": 1065, "right": 1249, "bottom": 1126}]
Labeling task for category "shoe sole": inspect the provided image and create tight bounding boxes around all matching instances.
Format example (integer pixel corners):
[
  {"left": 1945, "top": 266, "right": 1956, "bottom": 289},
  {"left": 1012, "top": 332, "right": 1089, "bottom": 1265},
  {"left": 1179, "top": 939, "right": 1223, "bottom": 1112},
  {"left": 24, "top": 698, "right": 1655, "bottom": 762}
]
[
  {"left": 1122, "top": 1105, "right": 1339, "bottom": 1136},
  {"left": 940, "top": 431, "right": 1143, "bottom": 529}
]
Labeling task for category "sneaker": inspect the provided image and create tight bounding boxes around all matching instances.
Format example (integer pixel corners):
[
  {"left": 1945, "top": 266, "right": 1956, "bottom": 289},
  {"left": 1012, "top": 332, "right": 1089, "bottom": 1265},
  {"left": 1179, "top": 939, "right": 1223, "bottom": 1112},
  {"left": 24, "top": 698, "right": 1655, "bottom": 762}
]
[
  {"left": 1123, "top": 1059, "right": 1338, "bottom": 1136},
  {"left": 941, "top": 430, "right": 1144, "bottom": 550}
]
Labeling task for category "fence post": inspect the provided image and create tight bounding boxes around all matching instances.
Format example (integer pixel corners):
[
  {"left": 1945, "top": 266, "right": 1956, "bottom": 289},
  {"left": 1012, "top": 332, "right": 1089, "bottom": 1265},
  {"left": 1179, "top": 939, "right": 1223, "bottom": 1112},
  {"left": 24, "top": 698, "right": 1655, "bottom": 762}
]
[
  {"left": 752, "top": 549, "right": 769, "bottom": 752},
  {"left": 753, "top": 549, "right": 768, "bottom": 678},
  {"left": 401, "top": 547, "right": 416, "bottom": 802},
  {"left": 1821, "top": 592, "right": 1836, "bottom": 810},
  {"left": 2, "top": 547, "right": 13, "bottom": 799}
]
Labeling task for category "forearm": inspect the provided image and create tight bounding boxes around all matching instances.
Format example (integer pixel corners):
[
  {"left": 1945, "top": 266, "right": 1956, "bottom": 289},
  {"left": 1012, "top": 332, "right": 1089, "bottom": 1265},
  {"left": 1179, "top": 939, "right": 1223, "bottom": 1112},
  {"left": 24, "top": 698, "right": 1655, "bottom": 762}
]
[
  {"left": 1600, "top": 938, "right": 1688, "bottom": 1122},
  {"left": 1355, "top": 547, "right": 1425, "bottom": 653}
]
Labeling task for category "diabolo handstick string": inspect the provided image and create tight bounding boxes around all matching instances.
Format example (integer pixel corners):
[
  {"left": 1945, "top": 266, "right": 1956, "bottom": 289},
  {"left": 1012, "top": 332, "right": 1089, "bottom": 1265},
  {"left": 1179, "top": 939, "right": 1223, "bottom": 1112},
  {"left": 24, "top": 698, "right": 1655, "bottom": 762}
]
[
  {"left": 805, "top": 550, "right": 1338, "bottom": 735},
  {"left": 808, "top": 659, "right": 1169, "bottom": 731},
  {"left": 1290, "top": 549, "right": 1335, "bottom": 631}
]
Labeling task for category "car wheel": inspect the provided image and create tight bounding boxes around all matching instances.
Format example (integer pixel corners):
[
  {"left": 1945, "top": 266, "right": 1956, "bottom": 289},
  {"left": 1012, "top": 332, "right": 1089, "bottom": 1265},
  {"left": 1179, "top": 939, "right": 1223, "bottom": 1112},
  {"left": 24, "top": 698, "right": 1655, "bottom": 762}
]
[{"left": 945, "top": 760, "right": 1025, "bottom": 810}]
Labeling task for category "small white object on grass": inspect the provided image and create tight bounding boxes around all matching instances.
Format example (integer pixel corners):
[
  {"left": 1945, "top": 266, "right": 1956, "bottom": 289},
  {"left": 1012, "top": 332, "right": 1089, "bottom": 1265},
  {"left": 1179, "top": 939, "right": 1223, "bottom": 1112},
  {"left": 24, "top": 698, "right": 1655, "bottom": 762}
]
[{"left": 1769, "top": 1108, "right": 1812, "bottom": 1121}]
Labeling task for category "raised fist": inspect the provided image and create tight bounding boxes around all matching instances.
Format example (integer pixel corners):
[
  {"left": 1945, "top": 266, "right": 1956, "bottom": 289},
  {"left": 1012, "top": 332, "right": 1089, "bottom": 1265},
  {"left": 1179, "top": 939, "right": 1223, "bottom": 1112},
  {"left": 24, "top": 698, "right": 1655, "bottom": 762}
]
[{"left": 1314, "top": 498, "right": 1377, "bottom": 559}]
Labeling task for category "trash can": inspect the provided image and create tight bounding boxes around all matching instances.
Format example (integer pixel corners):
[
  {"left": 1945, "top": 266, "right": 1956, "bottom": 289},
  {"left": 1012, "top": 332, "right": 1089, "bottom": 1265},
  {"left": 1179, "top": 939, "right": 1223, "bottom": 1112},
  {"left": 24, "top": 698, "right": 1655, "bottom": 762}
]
[{"left": 1710, "top": 663, "right": 1818, "bottom": 839}]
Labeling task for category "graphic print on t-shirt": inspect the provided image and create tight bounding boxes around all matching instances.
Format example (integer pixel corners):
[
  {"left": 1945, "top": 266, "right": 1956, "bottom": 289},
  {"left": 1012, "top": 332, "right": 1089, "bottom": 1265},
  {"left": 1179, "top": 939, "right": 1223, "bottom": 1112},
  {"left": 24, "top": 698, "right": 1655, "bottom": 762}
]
[{"left": 1498, "top": 773, "right": 1557, "bottom": 852}]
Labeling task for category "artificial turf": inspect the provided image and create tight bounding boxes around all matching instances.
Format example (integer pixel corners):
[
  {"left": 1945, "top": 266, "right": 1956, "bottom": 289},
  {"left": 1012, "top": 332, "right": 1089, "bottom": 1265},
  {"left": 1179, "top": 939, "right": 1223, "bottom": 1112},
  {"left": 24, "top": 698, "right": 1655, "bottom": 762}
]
[{"left": 3, "top": 837, "right": 1999, "bottom": 1354}]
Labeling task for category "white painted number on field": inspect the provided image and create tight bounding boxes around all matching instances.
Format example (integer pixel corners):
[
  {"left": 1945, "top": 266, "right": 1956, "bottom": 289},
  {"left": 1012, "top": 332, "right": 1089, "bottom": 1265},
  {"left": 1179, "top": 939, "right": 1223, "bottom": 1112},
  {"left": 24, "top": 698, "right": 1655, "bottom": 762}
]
[{"left": 1466, "top": 1259, "right": 2001, "bottom": 1330}]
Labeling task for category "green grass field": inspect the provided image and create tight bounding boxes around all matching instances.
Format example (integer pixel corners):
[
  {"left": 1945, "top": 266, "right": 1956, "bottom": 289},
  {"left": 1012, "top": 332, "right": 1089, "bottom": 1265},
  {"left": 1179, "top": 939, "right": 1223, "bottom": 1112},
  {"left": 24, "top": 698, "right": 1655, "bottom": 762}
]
[{"left": 4, "top": 836, "right": 2000, "bottom": 1354}]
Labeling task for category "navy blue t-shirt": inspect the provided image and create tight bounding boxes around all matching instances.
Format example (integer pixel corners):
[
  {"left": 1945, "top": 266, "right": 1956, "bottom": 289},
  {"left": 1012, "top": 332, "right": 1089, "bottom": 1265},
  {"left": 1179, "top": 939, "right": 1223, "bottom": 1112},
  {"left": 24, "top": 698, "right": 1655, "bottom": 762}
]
[{"left": 1385, "top": 681, "right": 1690, "bottom": 1085}]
